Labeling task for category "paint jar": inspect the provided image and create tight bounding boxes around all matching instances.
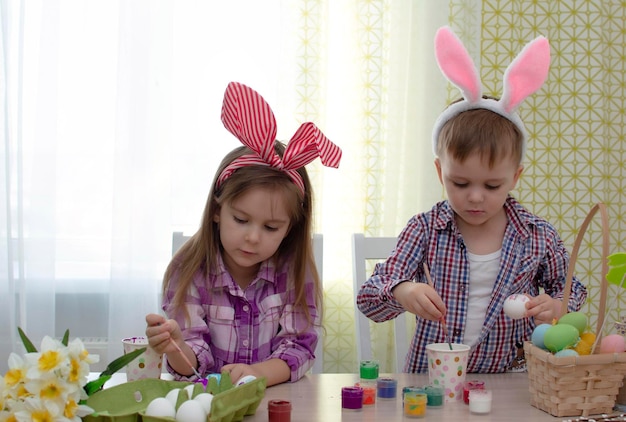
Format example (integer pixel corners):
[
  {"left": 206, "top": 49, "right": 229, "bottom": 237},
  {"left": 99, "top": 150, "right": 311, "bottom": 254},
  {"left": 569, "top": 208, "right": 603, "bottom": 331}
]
[
  {"left": 403, "top": 387, "right": 427, "bottom": 418},
  {"left": 402, "top": 386, "right": 425, "bottom": 408},
  {"left": 425, "top": 385, "right": 444, "bottom": 407},
  {"left": 358, "top": 360, "right": 379, "bottom": 405},
  {"left": 268, "top": 400, "right": 292, "bottom": 422},
  {"left": 463, "top": 379, "right": 485, "bottom": 404},
  {"left": 376, "top": 377, "right": 397, "bottom": 399},
  {"left": 469, "top": 389, "right": 492, "bottom": 414},
  {"left": 342, "top": 386, "right": 364, "bottom": 411}
]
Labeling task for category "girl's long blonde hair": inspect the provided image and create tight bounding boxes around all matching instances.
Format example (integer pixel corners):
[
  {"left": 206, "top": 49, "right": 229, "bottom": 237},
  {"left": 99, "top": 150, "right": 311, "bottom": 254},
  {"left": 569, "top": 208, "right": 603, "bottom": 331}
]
[{"left": 163, "top": 141, "right": 321, "bottom": 330}]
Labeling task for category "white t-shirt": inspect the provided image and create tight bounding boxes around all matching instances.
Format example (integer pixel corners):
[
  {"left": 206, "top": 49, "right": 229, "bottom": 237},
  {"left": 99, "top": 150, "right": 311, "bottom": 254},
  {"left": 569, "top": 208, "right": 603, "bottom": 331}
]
[{"left": 464, "top": 250, "right": 501, "bottom": 347}]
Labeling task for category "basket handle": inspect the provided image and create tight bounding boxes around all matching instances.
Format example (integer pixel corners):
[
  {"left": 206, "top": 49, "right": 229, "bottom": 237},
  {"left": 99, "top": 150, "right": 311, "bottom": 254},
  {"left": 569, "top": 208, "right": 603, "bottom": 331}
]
[{"left": 559, "top": 202, "right": 609, "bottom": 338}]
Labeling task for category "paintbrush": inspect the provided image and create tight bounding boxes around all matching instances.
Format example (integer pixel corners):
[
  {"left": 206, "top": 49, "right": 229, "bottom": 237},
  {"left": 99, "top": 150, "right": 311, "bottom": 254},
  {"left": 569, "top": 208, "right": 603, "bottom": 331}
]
[
  {"left": 169, "top": 338, "right": 203, "bottom": 379},
  {"left": 423, "top": 263, "right": 453, "bottom": 350}
]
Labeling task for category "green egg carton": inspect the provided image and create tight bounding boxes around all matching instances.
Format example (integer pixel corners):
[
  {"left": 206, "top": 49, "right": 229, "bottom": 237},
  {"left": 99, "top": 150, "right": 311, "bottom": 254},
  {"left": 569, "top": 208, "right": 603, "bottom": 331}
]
[{"left": 83, "top": 374, "right": 266, "bottom": 422}]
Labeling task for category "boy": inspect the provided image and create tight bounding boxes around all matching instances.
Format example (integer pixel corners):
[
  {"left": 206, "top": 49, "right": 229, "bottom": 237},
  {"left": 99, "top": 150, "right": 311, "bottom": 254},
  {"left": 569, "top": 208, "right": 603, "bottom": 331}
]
[{"left": 356, "top": 27, "right": 587, "bottom": 373}]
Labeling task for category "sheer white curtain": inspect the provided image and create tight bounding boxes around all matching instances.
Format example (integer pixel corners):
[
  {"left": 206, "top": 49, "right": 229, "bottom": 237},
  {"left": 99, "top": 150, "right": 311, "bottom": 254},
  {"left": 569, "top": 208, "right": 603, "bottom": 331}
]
[{"left": 0, "top": 0, "right": 446, "bottom": 373}]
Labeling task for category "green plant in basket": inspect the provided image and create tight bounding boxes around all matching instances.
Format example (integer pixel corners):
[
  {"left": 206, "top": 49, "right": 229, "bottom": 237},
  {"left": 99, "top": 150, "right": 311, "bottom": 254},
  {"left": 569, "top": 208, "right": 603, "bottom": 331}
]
[{"left": 0, "top": 327, "right": 145, "bottom": 421}]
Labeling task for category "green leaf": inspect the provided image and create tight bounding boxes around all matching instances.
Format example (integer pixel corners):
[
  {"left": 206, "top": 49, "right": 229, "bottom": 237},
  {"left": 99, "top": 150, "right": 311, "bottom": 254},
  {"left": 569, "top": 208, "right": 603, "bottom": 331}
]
[
  {"left": 17, "top": 327, "right": 37, "bottom": 353},
  {"left": 61, "top": 329, "right": 70, "bottom": 347},
  {"left": 99, "top": 347, "right": 146, "bottom": 377},
  {"left": 83, "top": 374, "right": 111, "bottom": 396},
  {"left": 607, "top": 253, "right": 626, "bottom": 288}
]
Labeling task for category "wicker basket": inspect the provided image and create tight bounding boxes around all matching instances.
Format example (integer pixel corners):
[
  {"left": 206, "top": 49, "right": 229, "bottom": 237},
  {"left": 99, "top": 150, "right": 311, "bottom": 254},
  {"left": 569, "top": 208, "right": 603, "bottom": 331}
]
[{"left": 525, "top": 202, "right": 626, "bottom": 417}]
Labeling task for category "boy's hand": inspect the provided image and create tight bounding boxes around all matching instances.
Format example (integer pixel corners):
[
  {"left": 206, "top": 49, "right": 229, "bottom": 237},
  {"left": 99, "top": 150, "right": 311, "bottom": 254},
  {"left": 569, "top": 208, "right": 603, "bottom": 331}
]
[
  {"left": 392, "top": 281, "right": 447, "bottom": 321},
  {"left": 525, "top": 294, "right": 562, "bottom": 325}
]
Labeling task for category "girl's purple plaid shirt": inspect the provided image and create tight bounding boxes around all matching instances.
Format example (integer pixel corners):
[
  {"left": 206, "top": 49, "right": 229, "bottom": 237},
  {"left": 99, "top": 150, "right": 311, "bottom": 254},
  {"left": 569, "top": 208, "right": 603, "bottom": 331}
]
[{"left": 162, "top": 253, "right": 319, "bottom": 382}]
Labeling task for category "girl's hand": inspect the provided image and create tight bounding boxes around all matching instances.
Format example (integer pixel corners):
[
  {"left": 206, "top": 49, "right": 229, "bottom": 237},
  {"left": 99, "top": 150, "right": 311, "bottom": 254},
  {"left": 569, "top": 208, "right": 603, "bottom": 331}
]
[
  {"left": 221, "top": 363, "right": 262, "bottom": 385},
  {"left": 392, "top": 281, "right": 447, "bottom": 321},
  {"left": 145, "top": 313, "right": 183, "bottom": 354},
  {"left": 525, "top": 294, "right": 561, "bottom": 325}
]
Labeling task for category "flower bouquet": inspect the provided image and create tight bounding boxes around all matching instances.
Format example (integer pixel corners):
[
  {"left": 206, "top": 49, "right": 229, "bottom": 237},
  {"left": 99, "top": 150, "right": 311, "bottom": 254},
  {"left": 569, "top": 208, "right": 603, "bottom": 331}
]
[{"left": 1, "top": 327, "right": 145, "bottom": 421}]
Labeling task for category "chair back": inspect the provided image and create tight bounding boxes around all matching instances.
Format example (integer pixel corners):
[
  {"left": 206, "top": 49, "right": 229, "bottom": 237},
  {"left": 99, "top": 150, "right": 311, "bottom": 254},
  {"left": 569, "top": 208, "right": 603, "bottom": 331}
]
[
  {"left": 352, "top": 233, "right": 409, "bottom": 372},
  {"left": 170, "top": 232, "right": 325, "bottom": 373}
]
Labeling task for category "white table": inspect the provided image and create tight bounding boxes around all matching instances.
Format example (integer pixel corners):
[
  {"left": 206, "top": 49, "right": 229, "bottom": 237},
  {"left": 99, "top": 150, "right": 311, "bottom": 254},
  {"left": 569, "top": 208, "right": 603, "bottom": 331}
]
[{"left": 89, "top": 372, "right": 587, "bottom": 420}]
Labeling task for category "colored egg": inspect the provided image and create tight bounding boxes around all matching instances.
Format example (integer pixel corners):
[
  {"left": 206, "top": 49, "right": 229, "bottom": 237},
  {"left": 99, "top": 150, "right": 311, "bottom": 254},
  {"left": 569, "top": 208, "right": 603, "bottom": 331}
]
[
  {"left": 574, "top": 332, "right": 596, "bottom": 355},
  {"left": 554, "top": 348, "right": 579, "bottom": 357},
  {"left": 558, "top": 312, "right": 587, "bottom": 335},
  {"left": 503, "top": 294, "right": 530, "bottom": 319},
  {"left": 599, "top": 334, "right": 626, "bottom": 353},
  {"left": 531, "top": 323, "right": 552, "bottom": 350},
  {"left": 543, "top": 324, "right": 580, "bottom": 353}
]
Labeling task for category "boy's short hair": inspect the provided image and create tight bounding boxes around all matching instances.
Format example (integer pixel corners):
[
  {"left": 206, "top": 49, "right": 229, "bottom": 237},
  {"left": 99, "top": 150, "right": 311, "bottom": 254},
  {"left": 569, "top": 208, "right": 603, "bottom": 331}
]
[{"left": 437, "top": 102, "right": 524, "bottom": 167}]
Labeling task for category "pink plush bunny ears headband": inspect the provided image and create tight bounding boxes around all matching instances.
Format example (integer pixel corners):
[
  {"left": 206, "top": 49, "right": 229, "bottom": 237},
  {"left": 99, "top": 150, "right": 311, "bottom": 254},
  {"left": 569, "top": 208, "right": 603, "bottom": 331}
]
[
  {"left": 431, "top": 26, "right": 551, "bottom": 158},
  {"left": 217, "top": 82, "right": 342, "bottom": 194}
]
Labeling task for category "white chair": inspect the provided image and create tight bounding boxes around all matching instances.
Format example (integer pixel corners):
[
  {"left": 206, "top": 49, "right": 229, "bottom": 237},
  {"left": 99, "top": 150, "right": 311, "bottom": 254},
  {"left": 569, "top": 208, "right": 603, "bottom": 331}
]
[
  {"left": 171, "top": 232, "right": 325, "bottom": 373},
  {"left": 352, "top": 233, "right": 409, "bottom": 372}
]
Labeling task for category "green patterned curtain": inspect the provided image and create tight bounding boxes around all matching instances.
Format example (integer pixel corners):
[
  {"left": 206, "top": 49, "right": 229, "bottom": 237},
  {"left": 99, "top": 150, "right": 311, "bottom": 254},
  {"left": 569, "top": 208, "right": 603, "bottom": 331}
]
[
  {"left": 448, "top": 0, "right": 626, "bottom": 341},
  {"left": 286, "top": 0, "right": 626, "bottom": 373}
]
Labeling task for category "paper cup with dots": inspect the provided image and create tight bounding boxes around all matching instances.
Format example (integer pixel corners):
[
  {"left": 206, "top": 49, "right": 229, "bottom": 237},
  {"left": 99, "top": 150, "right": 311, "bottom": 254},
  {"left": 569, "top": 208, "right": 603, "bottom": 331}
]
[
  {"left": 122, "top": 336, "right": 163, "bottom": 381},
  {"left": 426, "top": 343, "right": 470, "bottom": 403}
]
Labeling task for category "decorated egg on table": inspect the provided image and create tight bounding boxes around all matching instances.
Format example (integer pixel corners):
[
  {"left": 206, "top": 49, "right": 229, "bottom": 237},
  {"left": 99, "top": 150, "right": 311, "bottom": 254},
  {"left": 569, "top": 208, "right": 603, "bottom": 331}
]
[
  {"left": 503, "top": 294, "right": 530, "bottom": 319},
  {"left": 543, "top": 323, "right": 580, "bottom": 353},
  {"left": 599, "top": 334, "right": 626, "bottom": 353},
  {"left": 531, "top": 323, "right": 552, "bottom": 350}
]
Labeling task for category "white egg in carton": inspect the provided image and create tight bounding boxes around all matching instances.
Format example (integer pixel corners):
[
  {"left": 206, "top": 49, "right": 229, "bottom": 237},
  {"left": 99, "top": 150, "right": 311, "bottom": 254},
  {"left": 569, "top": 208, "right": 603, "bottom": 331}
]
[{"left": 145, "top": 377, "right": 255, "bottom": 422}]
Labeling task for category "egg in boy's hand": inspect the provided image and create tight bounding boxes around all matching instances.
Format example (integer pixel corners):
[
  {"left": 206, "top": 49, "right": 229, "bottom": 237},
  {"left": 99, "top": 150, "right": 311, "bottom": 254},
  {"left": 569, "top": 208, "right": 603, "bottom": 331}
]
[{"left": 503, "top": 294, "right": 530, "bottom": 319}]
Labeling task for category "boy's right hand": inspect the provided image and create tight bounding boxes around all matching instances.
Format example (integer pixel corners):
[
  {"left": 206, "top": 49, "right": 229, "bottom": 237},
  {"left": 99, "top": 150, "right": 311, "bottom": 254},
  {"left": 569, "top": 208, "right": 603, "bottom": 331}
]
[
  {"left": 392, "top": 281, "right": 447, "bottom": 321},
  {"left": 145, "top": 313, "right": 183, "bottom": 355}
]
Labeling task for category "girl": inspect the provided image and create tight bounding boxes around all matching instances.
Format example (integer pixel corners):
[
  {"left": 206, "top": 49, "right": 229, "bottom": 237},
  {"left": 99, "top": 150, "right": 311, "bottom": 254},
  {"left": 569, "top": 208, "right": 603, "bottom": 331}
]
[{"left": 146, "top": 82, "right": 341, "bottom": 386}]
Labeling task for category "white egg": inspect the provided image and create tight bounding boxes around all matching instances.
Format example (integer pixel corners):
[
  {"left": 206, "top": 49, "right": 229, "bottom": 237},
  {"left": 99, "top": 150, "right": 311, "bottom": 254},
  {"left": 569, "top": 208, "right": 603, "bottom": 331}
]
[
  {"left": 235, "top": 374, "right": 257, "bottom": 386},
  {"left": 176, "top": 399, "right": 207, "bottom": 422},
  {"left": 145, "top": 397, "right": 176, "bottom": 418},
  {"left": 193, "top": 392, "right": 214, "bottom": 414},
  {"left": 184, "top": 384, "right": 196, "bottom": 399},
  {"left": 503, "top": 294, "right": 530, "bottom": 319},
  {"left": 165, "top": 388, "right": 181, "bottom": 407}
]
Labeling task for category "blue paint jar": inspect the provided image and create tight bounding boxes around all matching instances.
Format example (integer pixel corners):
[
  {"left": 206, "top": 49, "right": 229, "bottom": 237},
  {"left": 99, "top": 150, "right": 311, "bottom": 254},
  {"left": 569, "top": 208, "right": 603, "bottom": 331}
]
[{"left": 377, "top": 377, "right": 398, "bottom": 399}]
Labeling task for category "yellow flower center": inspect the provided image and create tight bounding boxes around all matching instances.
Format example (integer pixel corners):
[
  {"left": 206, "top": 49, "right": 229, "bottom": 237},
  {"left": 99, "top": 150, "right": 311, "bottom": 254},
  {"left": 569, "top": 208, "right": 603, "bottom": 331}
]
[
  {"left": 80, "top": 349, "right": 90, "bottom": 361},
  {"left": 17, "top": 384, "right": 30, "bottom": 398},
  {"left": 5, "top": 368, "right": 24, "bottom": 386},
  {"left": 64, "top": 398, "right": 78, "bottom": 418},
  {"left": 32, "top": 410, "right": 54, "bottom": 422},
  {"left": 39, "top": 350, "right": 61, "bottom": 371},
  {"left": 69, "top": 358, "right": 81, "bottom": 382},
  {"left": 6, "top": 415, "right": 18, "bottom": 422},
  {"left": 40, "top": 381, "right": 62, "bottom": 400}
]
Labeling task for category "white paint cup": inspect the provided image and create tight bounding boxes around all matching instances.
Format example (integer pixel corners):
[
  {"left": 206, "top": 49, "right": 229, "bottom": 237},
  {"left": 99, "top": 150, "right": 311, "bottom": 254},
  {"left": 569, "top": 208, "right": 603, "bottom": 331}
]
[{"left": 122, "top": 336, "right": 163, "bottom": 381}]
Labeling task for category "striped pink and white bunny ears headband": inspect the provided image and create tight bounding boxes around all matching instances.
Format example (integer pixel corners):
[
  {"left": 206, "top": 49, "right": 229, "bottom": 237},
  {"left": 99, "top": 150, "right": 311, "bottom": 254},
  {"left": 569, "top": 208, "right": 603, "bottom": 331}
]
[
  {"left": 217, "top": 82, "right": 342, "bottom": 195},
  {"left": 431, "top": 26, "right": 551, "bottom": 159}
]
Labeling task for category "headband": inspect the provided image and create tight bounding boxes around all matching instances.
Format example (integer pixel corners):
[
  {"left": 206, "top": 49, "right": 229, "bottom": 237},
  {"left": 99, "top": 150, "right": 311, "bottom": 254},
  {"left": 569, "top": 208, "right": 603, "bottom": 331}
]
[
  {"left": 217, "top": 82, "right": 342, "bottom": 194},
  {"left": 431, "top": 26, "right": 551, "bottom": 158}
]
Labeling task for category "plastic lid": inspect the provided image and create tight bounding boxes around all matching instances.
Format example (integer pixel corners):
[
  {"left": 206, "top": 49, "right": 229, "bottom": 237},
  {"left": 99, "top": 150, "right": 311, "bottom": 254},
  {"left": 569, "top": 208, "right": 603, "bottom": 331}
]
[
  {"left": 268, "top": 399, "right": 292, "bottom": 411},
  {"left": 359, "top": 360, "right": 379, "bottom": 379}
]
